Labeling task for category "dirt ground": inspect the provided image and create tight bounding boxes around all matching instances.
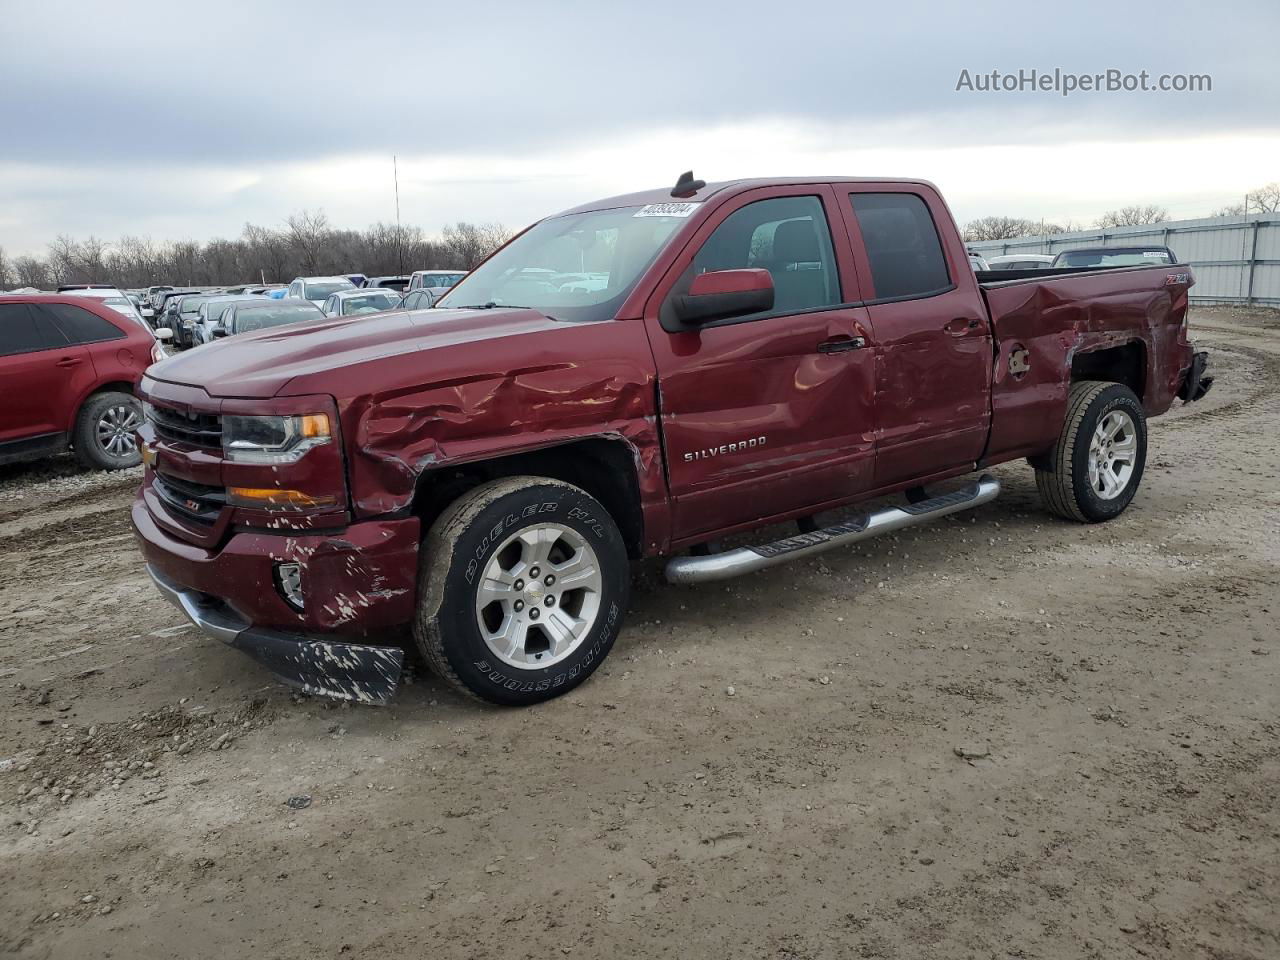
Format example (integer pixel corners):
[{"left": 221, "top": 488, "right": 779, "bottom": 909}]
[{"left": 1, "top": 307, "right": 1277, "bottom": 959}]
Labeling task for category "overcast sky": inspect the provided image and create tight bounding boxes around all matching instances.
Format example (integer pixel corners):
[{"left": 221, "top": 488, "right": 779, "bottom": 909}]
[{"left": 2, "top": 0, "right": 1277, "bottom": 255}]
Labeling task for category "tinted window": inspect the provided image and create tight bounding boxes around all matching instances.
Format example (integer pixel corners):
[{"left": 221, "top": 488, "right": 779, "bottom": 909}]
[
  {"left": 849, "top": 193, "right": 952, "bottom": 300},
  {"left": 0, "top": 303, "right": 69, "bottom": 355},
  {"left": 38, "top": 303, "right": 126, "bottom": 345},
  {"left": 686, "top": 195, "right": 840, "bottom": 317}
]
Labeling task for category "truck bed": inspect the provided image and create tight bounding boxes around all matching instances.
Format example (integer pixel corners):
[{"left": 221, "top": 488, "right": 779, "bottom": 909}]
[{"left": 974, "top": 262, "right": 1194, "bottom": 467}]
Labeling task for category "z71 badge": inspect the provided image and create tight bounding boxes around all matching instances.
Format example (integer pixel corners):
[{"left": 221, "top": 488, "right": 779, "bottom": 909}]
[{"left": 1164, "top": 273, "right": 1191, "bottom": 285}]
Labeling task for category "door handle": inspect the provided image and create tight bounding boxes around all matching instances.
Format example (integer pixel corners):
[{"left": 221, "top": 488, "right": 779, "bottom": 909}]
[
  {"left": 817, "top": 336, "right": 866, "bottom": 354},
  {"left": 56, "top": 356, "right": 83, "bottom": 367},
  {"left": 945, "top": 317, "right": 982, "bottom": 335}
]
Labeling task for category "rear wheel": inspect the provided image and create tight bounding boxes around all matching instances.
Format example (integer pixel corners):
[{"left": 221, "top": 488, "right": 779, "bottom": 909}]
[
  {"left": 73, "top": 391, "right": 142, "bottom": 470},
  {"left": 1034, "top": 380, "right": 1147, "bottom": 522},
  {"left": 413, "top": 477, "right": 629, "bottom": 705}
]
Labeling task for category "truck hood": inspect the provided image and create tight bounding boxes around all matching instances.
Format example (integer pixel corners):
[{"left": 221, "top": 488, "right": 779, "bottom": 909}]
[{"left": 145, "top": 307, "right": 569, "bottom": 398}]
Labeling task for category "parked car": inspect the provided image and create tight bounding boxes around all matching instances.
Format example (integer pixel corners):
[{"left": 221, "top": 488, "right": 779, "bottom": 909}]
[
  {"left": 967, "top": 252, "right": 990, "bottom": 271},
  {"left": 133, "top": 174, "right": 1212, "bottom": 707},
  {"left": 146, "top": 285, "right": 176, "bottom": 316},
  {"left": 985, "top": 254, "right": 1055, "bottom": 271},
  {"left": 207, "top": 300, "right": 324, "bottom": 339},
  {"left": 154, "top": 289, "right": 199, "bottom": 332},
  {"left": 320, "top": 288, "right": 403, "bottom": 317},
  {"left": 285, "top": 276, "right": 355, "bottom": 308},
  {"left": 406, "top": 270, "right": 466, "bottom": 299},
  {"left": 363, "top": 275, "right": 411, "bottom": 292},
  {"left": 1050, "top": 246, "right": 1178, "bottom": 268},
  {"left": 171, "top": 293, "right": 225, "bottom": 349},
  {"left": 192, "top": 295, "right": 268, "bottom": 345},
  {"left": 1, "top": 294, "right": 167, "bottom": 469},
  {"left": 345, "top": 274, "right": 368, "bottom": 288},
  {"left": 398, "top": 289, "right": 438, "bottom": 311}
]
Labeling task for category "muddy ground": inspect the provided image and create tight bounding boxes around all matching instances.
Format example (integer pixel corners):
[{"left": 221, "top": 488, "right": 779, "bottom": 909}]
[{"left": 1, "top": 307, "right": 1277, "bottom": 959}]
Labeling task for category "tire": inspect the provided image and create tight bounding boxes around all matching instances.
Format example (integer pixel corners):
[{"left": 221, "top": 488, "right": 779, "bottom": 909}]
[
  {"left": 1034, "top": 380, "right": 1147, "bottom": 523},
  {"left": 413, "top": 477, "right": 630, "bottom": 706},
  {"left": 73, "top": 391, "right": 143, "bottom": 470}
]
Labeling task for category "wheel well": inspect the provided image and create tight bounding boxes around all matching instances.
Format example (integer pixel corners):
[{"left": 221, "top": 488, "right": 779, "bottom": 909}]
[
  {"left": 73, "top": 382, "right": 138, "bottom": 425},
  {"left": 410, "top": 438, "right": 645, "bottom": 557},
  {"left": 1070, "top": 343, "right": 1146, "bottom": 402}
]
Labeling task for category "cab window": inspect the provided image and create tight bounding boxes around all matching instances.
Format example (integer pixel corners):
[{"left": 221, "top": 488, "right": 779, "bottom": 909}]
[{"left": 849, "top": 192, "right": 952, "bottom": 301}]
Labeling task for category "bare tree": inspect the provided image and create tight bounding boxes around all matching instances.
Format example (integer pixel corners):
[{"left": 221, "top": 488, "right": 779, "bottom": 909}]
[
  {"left": 0, "top": 245, "right": 12, "bottom": 289},
  {"left": 8, "top": 213, "right": 513, "bottom": 289},
  {"left": 441, "top": 221, "right": 513, "bottom": 268},
  {"left": 285, "top": 209, "right": 332, "bottom": 275},
  {"left": 1214, "top": 182, "right": 1280, "bottom": 216},
  {"left": 1095, "top": 205, "right": 1169, "bottom": 228},
  {"left": 961, "top": 216, "right": 1064, "bottom": 242},
  {"left": 13, "top": 256, "right": 51, "bottom": 289}
]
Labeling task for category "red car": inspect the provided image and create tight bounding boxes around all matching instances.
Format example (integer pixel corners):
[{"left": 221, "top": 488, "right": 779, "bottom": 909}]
[
  {"left": 0, "top": 294, "right": 164, "bottom": 469},
  {"left": 133, "top": 175, "right": 1210, "bottom": 706}
]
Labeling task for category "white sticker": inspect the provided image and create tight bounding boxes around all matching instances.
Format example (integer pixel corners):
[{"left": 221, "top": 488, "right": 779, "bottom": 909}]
[
  {"left": 633, "top": 202, "right": 701, "bottom": 218},
  {"left": 1142, "top": 252, "right": 1164, "bottom": 257}
]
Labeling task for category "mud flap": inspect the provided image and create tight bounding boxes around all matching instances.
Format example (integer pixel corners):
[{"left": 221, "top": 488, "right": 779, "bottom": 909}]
[{"left": 1179, "top": 351, "right": 1214, "bottom": 403}]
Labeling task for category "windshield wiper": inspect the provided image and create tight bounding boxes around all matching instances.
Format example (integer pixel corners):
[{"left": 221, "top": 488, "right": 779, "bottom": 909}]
[{"left": 450, "top": 301, "right": 532, "bottom": 309}]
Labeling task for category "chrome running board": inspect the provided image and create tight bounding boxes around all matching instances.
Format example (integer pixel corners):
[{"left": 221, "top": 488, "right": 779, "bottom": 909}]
[{"left": 664, "top": 475, "right": 1000, "bottom": 585}]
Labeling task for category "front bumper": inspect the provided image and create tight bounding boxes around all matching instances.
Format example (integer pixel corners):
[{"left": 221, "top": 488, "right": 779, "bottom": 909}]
[
  {"left": 133, "top": 499, "right": 421, "bottom": 704},
  {"left": 1179, "top": 350, "right": 1214, "bottom": 402},
  {"left": 146, "top": 564, "right": 405, "bottom": 704}
]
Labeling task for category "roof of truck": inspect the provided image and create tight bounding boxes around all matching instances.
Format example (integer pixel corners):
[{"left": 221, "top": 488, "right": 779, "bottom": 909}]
[{"left": 557, "top": 176, "right": 940, "bottom": 217}]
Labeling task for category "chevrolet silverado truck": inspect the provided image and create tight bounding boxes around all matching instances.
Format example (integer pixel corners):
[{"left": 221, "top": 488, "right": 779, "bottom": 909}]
[{"left": 132, "top": 173, "right": 1213, "bottom": 706}]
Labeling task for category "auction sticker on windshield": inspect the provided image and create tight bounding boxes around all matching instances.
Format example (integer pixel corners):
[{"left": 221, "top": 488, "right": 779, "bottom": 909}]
[{"left": 633, "top": 202, "right": 701, "bottom": 218}]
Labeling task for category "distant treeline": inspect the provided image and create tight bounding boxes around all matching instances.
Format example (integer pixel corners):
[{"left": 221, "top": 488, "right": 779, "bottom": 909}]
[{"left": 0, "top": 212, "right": 512, "bottom": 289}]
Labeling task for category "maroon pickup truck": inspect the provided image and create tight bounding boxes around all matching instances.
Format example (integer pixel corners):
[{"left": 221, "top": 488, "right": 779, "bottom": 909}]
[{"left": 132, "top": 174, "right": 1212, "bottom": 706}]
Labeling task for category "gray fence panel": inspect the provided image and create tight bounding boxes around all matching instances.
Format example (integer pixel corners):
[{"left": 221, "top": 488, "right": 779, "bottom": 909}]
[{"left": 967, "top": 214, "right": 1280, "bottom": 306}]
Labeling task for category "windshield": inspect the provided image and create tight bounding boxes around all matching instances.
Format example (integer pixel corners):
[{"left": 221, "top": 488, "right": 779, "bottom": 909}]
[
  {"left": 233, "top": 305, "right": 321, "bottom": 333},
  {"left": 436, "top": 206, "right": 688, "bottom": 321},
  {"left": 1055, "top": 249, "right": 1173, "bottom": 267},
  {"left": 343, "top": 292, "right": 400, "bottom": 314},
  {"left": 302, "top": 281, "right": 353, "bottom": 300}
]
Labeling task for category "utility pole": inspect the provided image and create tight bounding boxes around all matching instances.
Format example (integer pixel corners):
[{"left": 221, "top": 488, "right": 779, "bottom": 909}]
[{"left": 394, "top": 155, "right": 404, "bottom": 276}]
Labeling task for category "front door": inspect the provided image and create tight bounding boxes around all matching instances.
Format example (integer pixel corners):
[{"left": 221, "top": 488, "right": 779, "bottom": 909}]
[{"left": 644, "top": 186, "right": 877, "bottom": 542}]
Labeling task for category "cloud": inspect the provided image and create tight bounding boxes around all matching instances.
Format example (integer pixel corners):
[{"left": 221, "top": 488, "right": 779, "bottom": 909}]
[{"left": 1, "top": 0, "right": 1276, "bottom": 252}]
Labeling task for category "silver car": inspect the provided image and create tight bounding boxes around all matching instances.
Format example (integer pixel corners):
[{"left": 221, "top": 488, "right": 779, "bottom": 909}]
[{"left": 320, "top": 288, "right": 403, "bottom": 318}]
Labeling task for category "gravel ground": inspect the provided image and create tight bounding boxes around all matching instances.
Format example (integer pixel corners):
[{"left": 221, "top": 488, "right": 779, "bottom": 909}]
[{"left": 1, "top": 307, "right": 1277, "bottom": 959}]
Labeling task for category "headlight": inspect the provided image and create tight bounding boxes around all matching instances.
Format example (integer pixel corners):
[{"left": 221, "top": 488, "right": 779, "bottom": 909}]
[{"left": 222, "top": 413, "right": 331, "bottom": 463}]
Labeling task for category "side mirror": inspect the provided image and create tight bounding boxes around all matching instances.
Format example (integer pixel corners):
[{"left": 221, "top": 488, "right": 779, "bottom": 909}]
[
  {"left": 672, "top": 268, "right": 774, "bottom": 324},
  {"left": 154, "top": 327, "right": 173, "bottom": 341},
  {"left": 212, "top": 326, "right": 229, "bottom": 338}
]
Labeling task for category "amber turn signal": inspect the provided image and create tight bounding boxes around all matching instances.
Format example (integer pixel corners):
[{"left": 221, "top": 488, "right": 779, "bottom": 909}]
[{"left": 226, "top": 486, "right": 337, "bottom": 510}]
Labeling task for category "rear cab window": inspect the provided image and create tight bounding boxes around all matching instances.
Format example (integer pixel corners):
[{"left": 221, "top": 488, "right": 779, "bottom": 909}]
[{"left": 848, "top": 192, "right": 952, "bottom": 301}]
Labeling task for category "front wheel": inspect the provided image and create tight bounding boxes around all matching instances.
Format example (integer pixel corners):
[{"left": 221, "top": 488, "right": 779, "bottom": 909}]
[
  {"left": 1034, "top": 380, "right": 1147, "bottom": 522},
  {"left": 413, "top": 477, "right": 630, "bottom": 705},
  {"left": 73, "top": 391, "right": 142, "bottom": 470}
]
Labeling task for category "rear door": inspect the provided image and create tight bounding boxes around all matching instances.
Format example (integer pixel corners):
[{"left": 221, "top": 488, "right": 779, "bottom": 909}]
[
  {"left": 645, "top": 185, "right": 877, "bottom": 541},
  {"left": 0, "top": 302, "right": 93, "bottom": 443},
  {"left": 837, "top": 187, "right": 992, "bottom": 487}
]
